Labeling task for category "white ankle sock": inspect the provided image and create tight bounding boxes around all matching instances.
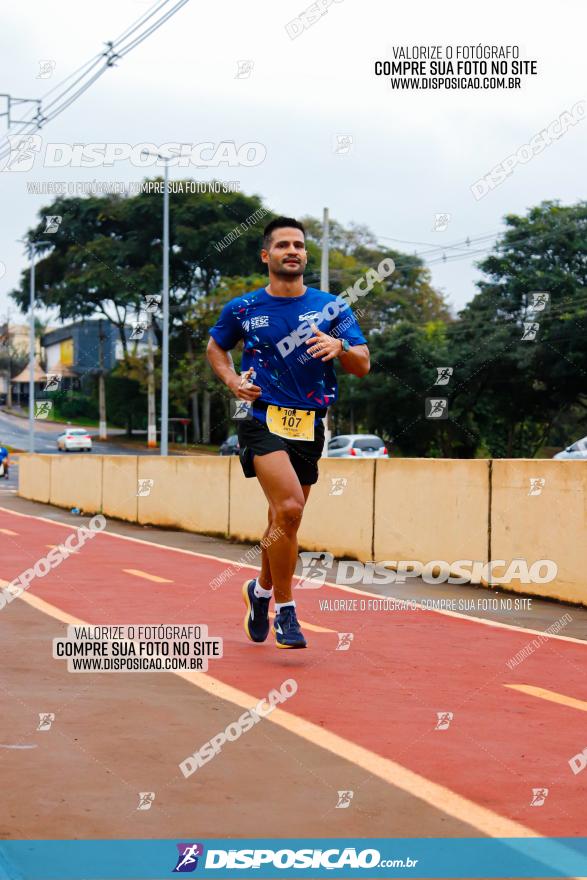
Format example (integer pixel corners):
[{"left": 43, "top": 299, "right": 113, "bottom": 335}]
[
  {"left": 275, "top": 600, "right": 295, "bottom": 612},
  {"left": 253, "top": 580, "right": 273, "bottom": 599}
]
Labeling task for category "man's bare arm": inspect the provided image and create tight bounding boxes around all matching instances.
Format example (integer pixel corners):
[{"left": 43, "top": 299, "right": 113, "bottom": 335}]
[
  {"left": 206, "top": 337, "right": 262, "bottom": 401},
  {"left": 338, "top": 343, "right": 370, "bottom": 378},
  {"left": 305, "top": 324, "right": 370, "bottom": 378}
]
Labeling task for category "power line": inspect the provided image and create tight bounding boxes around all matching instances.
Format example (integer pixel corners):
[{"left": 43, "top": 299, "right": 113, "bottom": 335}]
[
  {"left": 376, "top": 231, "right": 499, "bottom": 253},
  {"left": 374, "top": 218, "right": 587, "bottom": 270},
  {"left": 0, "top": 0, "right": 190, "bottom": 163},
  {"left": 35, "top": 0, "right": 174, "bottom": 110},
  {"left": 116, "top": 0, "right": 190, "bottom": 58},
  {"left": 20, "top": 0, "right": 176, "bottom": 120},
  {"left": 111, "top": 0, "right": 180, "bottom": 49}
]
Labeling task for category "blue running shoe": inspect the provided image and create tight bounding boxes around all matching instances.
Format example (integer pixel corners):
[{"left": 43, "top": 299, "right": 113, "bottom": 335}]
[
  {"left": 242, "top": 579, "right": 270, "bottom": 643},
  {"left": 273, "top": 605, "right": 307, "bottom": 649}
]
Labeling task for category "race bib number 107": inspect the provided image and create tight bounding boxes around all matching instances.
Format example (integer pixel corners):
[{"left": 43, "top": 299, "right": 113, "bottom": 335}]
[{"left": 266, "top": 406, "right": 315, "bottom": 441}]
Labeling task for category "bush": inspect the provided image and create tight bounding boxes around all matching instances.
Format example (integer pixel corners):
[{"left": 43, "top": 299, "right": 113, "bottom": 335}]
[
  {"left": 51, "top": 391, "right": 99, "bottom": 421},
  {"left": 105, "top": 375, "right": 147, "bottom": 434}
]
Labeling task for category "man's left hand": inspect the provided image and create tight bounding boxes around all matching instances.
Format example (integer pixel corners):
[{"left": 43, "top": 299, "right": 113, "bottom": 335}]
[{"left": 305, "top": 323, "right": 343, "bottom": 362}]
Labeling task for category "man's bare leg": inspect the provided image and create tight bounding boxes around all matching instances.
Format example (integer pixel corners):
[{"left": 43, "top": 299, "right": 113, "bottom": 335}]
[
  {"left": 252, "top": 450, "right": 308, "bottom": 604},
  {"left": 258, "top": 506, "right": 274, "bottom": 590},
  {"left": 259, "top": 485, "right": 311, "bottom": 592}
]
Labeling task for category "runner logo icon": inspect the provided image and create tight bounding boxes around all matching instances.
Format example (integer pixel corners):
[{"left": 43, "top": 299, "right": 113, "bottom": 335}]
[{"left": 173, "top": 843, "right": 204, "bottom": 872}]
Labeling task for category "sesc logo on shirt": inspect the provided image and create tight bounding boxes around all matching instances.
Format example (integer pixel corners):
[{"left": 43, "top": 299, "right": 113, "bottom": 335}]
[
  {"left": 298, "top": 311, "right": 322, "bottom": 324},
  {"left": 251, "top": 315, "right": 269, "bottom": 329},
  {"left": 242, "top": 315, "right": 269, "bottom": 332}
]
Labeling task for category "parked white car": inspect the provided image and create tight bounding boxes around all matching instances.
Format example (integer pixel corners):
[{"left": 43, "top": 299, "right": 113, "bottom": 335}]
[
  {"left": 553, "top": 437, "right": 587, "bottom": 460},
  {"left": 327, "top": 434, "right": 388, "bottom": 458},
  {"left": 57, "top": 429, "right": 93, "bottom": 452}
]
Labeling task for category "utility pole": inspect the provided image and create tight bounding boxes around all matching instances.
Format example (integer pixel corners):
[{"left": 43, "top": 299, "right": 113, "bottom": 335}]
[
  {"left": 320, "top": 207, "right": 331, "bottom": 456},
  {"left": 161, "top": 158, "right": 170, "bottom": 455},
  {"left": 320, "top": 207, "right": 329, "bottom": 293},
  {"left": 147, "top": 324, "right": 156, "bottom": 448},
  {"left": 97, "top": 319, "right": 107, "bottom": 440},
  {"left": 3, "top": 311, "right": 12, "bottom": 408}
]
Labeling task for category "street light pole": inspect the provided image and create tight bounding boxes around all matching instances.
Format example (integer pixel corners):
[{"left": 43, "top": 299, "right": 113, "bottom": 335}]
[
  {"left": 97, "top": 318, "right": 107, "bottom": 440},
  {"left": 320, "top": 207, "right": 331, "bottom": 456},
  {"left": 320, "top": 206, "right": 329, "bottom": 292},
  {"left": 140, "top": 149, "right": 173, "bottom": 456},
  {"left": 25, "top": 239, "right": 51, "bottom": 454},
  {"left": 161, "top": 157, "right": 170, "bottom": 456},
  {"left": 28, "top": 245, "right": 35, "bottom": 453}
]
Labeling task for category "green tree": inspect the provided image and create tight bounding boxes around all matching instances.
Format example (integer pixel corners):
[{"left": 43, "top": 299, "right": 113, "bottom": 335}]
[
  {"left": 10, "top": 185, "right": 272, "bottom": 440},
  {"left": 452, "top": 201, "right": 587, "bottom": 456}
]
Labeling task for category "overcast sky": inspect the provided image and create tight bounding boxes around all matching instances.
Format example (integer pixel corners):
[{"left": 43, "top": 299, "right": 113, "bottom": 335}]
[{"left": 1, "top": 0, "right": 586, "bottom": 323}]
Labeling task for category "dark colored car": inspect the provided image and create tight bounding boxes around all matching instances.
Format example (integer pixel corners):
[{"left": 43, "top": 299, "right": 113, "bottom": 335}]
[{"left": 219, "top": 435, "right": 240, "bottom": 456}]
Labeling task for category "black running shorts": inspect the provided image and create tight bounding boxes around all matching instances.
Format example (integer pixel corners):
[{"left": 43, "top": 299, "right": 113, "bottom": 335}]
[{"left": 237, "top": 415, "right": 325, "bottom": 486}]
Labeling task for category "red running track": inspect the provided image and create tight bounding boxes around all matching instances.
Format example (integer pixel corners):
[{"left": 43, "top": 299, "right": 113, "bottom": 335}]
[{"left": 1, "top": 506, "right": 586, "bottom": 837}]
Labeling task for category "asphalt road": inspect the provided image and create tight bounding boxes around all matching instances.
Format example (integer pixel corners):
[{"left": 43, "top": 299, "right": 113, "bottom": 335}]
[{"left": 0, "top": 409, "right": 156, "bottom": 456}]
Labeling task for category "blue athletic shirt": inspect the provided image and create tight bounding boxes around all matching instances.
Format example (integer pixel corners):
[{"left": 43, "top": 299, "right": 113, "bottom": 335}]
[{"left": 209, "top": 286, "right": 367, "bottom": 422}]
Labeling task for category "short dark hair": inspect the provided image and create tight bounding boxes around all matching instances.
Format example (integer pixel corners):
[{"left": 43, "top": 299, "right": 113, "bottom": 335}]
[{"left": 262, "top": 216, "right": 305, "bottom": 250}]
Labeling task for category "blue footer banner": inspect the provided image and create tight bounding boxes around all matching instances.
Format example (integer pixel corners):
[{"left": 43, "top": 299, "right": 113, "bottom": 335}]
[{"left": 1, "top": 838, "right": 587, "bottom": 879}]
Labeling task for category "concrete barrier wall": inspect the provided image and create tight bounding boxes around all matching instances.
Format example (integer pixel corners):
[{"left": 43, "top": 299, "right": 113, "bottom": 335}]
[
  {"left": 138, "top": 456, "right": 230, "bottom": 535},
  {"left": 102, "top": 456, "right": 138, "bottom": 522},
  {"left": 49, "top": 454, "right": 103, "bottom": 513},
  {"left": 491, "top": 460, "right": 587, "bottom": 604},
  {"left": 16, "top": 453, "right": 587, "bottom": 606},
  {"left": 374, "top": 459, "right": 490, "bottom": 582},
  {"left": 298, "top": 459, "right": 374, "bottom": 560},
  {"left": 18, "top": 454, "right": 52, "bottom": 503}
]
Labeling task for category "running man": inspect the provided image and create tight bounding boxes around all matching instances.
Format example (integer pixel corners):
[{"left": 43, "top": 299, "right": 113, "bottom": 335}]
[{"left": 207, "top": 217, "right": 370, "bottom": 648}]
